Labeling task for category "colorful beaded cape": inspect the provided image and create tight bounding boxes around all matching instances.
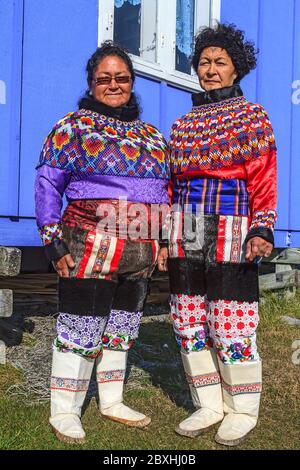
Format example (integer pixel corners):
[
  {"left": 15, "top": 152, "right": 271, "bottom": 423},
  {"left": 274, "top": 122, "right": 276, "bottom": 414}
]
[
  {"left": 38, "top": 109, "right": 169, "bottom": 179},
  {"left": 169, "top": 96, "right": 276, "bottom": 174}
]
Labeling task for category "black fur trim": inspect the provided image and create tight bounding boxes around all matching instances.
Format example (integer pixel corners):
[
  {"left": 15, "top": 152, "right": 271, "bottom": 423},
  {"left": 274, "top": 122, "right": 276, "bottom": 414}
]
[
  {"left": 159, "top": 241, "right": 169, "bottom": 249},
  {"left": 59, "top": 278, "right": 117, "bottom": 316},
  {"left": 192, "top": 84, "right": 243, "bottom": 106},
  {"left": 244, "top": 227, "right": 274, "bottom": 246},
  {"left": 168, "top": 259, "right": 259, "bottom": 302},
  {"left": 44, "top": 239, "right": 70, "bottom": 262},
  {"left": 206, "top": 263, "right": 259, "bottom": 302},
  {"left": 78, "top": 93, "right": 139, "bottom": 121},
  {"left": 167, "top": 258, "right": 206, "bottom": 295},
  {"left": 112, "top": 278, "right": 150, "bottom": 312}
]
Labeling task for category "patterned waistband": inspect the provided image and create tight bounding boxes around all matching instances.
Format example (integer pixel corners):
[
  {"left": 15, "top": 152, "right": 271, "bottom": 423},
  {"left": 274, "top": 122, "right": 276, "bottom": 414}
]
[
  {"left": 62, "top": 199, "right": 167, "bottom": 240},
  {"left": 173, "top": 178, "right": 249, "bottom": 216}
]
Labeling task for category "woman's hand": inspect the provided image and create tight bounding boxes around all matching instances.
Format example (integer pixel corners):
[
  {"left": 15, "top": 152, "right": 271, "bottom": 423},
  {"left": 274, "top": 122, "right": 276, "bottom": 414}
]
[
  {"left": 245, "top": 237, "right": 273, "bottom": 262},
  {"left": 53, "top": 254, "right": 75, "bottom": 277},
  {"left": 157, "top": 247, "right": 168, "bottom": 272}
]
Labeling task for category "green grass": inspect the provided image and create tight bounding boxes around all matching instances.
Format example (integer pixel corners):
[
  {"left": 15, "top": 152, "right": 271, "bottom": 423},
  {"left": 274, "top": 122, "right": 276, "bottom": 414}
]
[
  {"left": 21, "top": 332, "right": 38, "bottom": 348},
  {"left": 0, "top": 290, "right": 299, "bottom": 450}
]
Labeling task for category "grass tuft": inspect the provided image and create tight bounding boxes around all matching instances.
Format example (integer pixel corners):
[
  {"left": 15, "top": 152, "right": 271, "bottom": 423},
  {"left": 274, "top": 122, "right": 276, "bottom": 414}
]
[{"left": 0, "top": 290, "right": 299, "bottom": 450}]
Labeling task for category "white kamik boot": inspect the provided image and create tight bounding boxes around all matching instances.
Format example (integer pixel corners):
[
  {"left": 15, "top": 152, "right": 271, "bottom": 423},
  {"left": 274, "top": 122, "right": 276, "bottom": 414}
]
[
  {"left": 215, "top": 360, "right": 262, "bottom": 446},
  {"left": 176, "top": 349, "right": 224, "bottom": 438},
  {"left": 96, "top": 349, "right": 151, "bottom": 427},
  {"left": 49, "top": 350, "right": 94, "bottom": 444}
]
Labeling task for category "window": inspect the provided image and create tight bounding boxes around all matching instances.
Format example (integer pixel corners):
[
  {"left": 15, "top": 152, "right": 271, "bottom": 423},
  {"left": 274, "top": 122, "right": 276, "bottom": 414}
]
[
  {"left": 113, "top": 0, "right": 158, "bottom": 62},
  {"left": 176, "top": 0, "right": 195, "bottom": 74},
  {"left": 98, "top": 0, "right": 221, "bottom": 91}
]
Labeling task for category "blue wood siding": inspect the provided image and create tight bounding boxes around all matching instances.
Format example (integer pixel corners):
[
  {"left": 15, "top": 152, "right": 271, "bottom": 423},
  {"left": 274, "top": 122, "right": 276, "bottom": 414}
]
[
  {"left": 0, "top": 0, "right": 23, "bottom": 216},
  {"left": 19, "top": 0, "right": 99, "bottom": 217},
  {"left": 0, "top": 0, "right": 98, "bottom": 244},
  {"left": 0, "top": 217, "right": 40, "bottom": 246},
  {"left": 290, "top": 0, "right": 300, "bottom": 246},
  {"left": 135, "top": 78, "right": 191, "bottom": 136},
  {"left": 0, "top": 0, "right": 299, "bottom": 247}
]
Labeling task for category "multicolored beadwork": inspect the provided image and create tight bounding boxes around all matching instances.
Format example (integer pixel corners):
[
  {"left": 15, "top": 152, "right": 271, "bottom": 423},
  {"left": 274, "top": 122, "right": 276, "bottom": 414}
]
[
  {"left": 38, "top": 109, "right": 169, "bottom": 179},
  {"left": 169, "top": 97, "right": 276, "bottom": 174}
]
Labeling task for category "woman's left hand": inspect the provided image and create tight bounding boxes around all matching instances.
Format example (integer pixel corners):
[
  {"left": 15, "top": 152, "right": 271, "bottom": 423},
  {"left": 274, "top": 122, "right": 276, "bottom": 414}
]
[
  {"left": 157, "top": 247, "right": 168, "bottom": 272},
  {"left": 245, "top": 236, "right": 273, "bottom": 262}
]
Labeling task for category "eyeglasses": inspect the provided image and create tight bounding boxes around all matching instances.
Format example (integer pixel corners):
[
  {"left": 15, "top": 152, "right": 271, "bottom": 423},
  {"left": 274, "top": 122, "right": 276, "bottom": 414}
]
[{"left": 93, "top": 76, "right": 131, "bottom": 85}]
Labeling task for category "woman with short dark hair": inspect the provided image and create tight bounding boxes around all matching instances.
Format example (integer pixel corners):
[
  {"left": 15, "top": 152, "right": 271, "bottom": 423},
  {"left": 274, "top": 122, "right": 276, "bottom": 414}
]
[
  {"left": 35, "top": 41, "right": 169, "bottom": 444},
  {"left": 158, "top": 23, "right": 277, "bottom": 446}
]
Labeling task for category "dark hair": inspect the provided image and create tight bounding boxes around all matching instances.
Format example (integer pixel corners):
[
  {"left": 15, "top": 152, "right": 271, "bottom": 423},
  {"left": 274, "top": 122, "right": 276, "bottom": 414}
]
[
  {"left": 86, "top": 40, "right": 135, "bottom": 85},
  {"left": 192, "top": 23, "right": 257, "bottom": 82}
]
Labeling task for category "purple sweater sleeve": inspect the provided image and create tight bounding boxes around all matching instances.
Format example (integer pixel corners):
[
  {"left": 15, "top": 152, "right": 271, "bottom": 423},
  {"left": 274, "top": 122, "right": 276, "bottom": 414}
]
[{"left": 35, "top": 164, "right": 71, "bottom": 245}]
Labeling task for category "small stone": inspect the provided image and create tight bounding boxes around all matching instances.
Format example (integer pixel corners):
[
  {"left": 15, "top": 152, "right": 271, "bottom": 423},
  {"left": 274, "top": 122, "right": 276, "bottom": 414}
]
[
  {"left": 0, "top": 290, "right": 13, "bottom": 317},
  {"left": 0, "top": 246, "right": 21, "bottom": 276},
  {"left": 281, "top": 315, "right": 300, "bottom": 326},
  {"left": 0, "top": 340, "right": 6, "bottom": 365}
]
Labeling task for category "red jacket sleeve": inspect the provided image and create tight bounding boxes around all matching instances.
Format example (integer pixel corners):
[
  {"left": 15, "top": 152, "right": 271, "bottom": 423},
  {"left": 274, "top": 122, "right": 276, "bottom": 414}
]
[{"left": 245, "top": 149, "right": 277, "bottom": 232}]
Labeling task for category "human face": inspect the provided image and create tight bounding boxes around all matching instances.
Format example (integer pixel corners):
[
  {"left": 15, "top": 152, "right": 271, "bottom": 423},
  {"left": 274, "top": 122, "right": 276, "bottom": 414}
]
[
  {"left": 197, "top": 47, "right": 238, "bottom": 91},
  {"left": 90, "top": 55, "right": 132, "bottom": 107}
]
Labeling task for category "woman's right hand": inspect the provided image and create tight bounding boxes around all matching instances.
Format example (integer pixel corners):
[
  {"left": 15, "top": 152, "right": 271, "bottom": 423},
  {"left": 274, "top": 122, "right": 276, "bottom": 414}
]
[
  {"left": 53, "top": 254, "right": 75, "bottom": 277},
  {"left": 157, "top": 247, "right": 168, "bottom": 272}
]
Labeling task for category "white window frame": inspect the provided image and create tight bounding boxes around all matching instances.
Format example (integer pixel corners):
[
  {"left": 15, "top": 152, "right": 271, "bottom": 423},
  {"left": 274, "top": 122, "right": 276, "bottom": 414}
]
[{"left": 98, "top": 0, "right": 221, "bottom": 92}]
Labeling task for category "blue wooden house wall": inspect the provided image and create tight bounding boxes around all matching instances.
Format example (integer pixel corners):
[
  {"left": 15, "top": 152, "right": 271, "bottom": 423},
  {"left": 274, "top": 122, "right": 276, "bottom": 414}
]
[{"left": 0, "top": 0, "right": 299, "bottom": 248}]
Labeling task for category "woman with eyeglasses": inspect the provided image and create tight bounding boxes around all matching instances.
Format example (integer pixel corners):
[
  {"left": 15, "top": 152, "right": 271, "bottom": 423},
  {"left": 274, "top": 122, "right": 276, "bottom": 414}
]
[{"left": 35, "top": 42, "right": 169, "bottom": 444}]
